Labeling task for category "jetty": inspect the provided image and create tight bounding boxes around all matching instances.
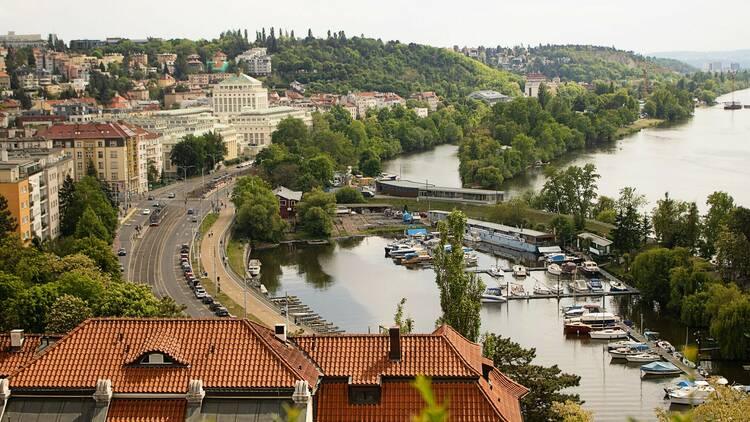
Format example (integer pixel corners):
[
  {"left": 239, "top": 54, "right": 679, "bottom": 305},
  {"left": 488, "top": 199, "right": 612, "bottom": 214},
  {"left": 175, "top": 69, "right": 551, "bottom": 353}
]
[
  {"left": 269, "top": 295, "right": 344, "bottom": 334},
  {"left": 616, "top": 322, "right": 702, "bottom": 379}
]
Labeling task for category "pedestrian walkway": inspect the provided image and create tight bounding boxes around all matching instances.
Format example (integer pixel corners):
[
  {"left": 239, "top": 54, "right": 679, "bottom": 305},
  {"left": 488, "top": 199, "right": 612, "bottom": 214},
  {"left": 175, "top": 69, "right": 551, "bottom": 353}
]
[{"left": 199, "top": 204, "right": 305, "bottom": 332}]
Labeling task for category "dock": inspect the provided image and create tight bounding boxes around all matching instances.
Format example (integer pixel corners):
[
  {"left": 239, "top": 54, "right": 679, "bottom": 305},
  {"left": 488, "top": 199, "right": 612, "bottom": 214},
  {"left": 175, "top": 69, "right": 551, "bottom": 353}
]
[
  {"left": 505, "top": 290, "right": 639, "bottom": 300},
  {"left": 617, "top": 322, "right": 702, "bottom": 379},
  {"left": 269, "top": 295, "right": 344, "bottom": 334}
]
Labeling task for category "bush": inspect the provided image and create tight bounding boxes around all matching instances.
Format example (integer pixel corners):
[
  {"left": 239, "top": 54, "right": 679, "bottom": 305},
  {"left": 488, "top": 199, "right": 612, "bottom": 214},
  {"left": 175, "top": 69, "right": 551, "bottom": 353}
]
[{"left": 335, "top": 187, "right": 365, "bottom": 204}]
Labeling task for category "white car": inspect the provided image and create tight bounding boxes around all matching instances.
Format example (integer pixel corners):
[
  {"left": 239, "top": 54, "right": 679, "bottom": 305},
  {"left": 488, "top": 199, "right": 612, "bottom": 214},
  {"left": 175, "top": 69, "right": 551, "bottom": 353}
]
[
  {"left": 142, "top": 208, "right": 151, "bottom": 215},
  {"left": 194, "top": 288, "right": 207, "bottom": 299}
]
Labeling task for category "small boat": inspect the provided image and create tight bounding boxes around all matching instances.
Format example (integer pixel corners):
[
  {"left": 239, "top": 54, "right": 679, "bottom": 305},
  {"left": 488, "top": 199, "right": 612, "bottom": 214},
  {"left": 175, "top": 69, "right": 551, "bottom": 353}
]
[
  {"left": 561, "top": 262, "right": 578, "bottom": 274},
  {"left": 512, "top": 265, "right": 527, "bottom": 278},
  {"left": 668, "top": 383, "right": 714, "bottom": 406},
  {"left": 590, "top": 329, "right": 628, "bottom": 340},
  {"left": 724, "top": 101, "right": 742, "bottom": 110},
  {"left": 580, "top": 312, "right": 619, "bottom": 327},
  {"left": 608, "top": 341, "right": 645, "bottom": 351},
  {"left": 547, "top": 263, "right": 562, "bottom": 276},
  {"left": 570, "top": 279, "right": 590, "bottom": 293},
  {"left": 487, "top": 266, "right": 505, "bottom": 278},
  {"left": 588, "top": 278, "right": 604, "bottom": 292},
  {"left": 386, "top": 243, "right": 414, "bottom": 257},
  {"left": 390, "top": 246, "right": 419, "bottom": 258},
  {"left": 510, "top": 284, "right": 527, "bottom": 297},
  {"left": 402, "top": 251, "right": 432, "bottom": 265},
  {"left": 657, "top": 341, "right": 675, "bottom": 353},
  {"left": 247, "top": 259, "right": 261, "bottom": 277},
  {"left": 609, "top": 281, "right": 628, "bottom": 292},
  {"left": 533, "top": 283, "right": 551, "bottom": 295},
  {"left": 580, "top": 261, "right": 600, "bottom": 275},
  {"left": 564, "top": 321, "right": 592, "bottom": 335},
  {"left": 548, "top": 283, "right": 564, "bottom": 294},
  {"left": 640, "top": 361, "right": 681, "bottom": 376},
  {"left": 306, "top": 239, "right": 329, "bottom": 245},
  {"left": 564, "top": 307, "right": 585, "bottom": 317},
  {"left": 625, "top": 353, "right": 661, "bottom": 363},
  {"left": 609, "top": 344, "right": 650, "bottom": 358},
  {"left": 464, "top": 251, "right": 478, "bottom": 266},
  {"left": 481, "top": 287, "right": 507, "bottom": 303}
]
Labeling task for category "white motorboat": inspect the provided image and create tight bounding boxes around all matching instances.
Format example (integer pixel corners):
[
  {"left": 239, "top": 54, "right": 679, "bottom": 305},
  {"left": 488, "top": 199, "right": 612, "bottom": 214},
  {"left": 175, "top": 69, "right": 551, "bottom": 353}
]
[
  {"left": 608, "top": 340, "right": 644, "bottom": 350},
  {"left": 570, "top": 279, "right": 590, "bottom": 293},
  {"left": 668, "top": 380, "right": 714, "bottom": 405},
  {"left": 589, "top": 329, "right": 628, "bottom": 340},
  {"left": 609, "top": 281, "right": 628, "bottom": 292},
  {"left": 533, "top": 283, "right": 551, "bottom": 295},
  {"left": 609, "top": 343, "right": 650, "bottom": 358},
  {"left": 512, "top": 265, "right": 527, "bottom": 278},
  {"left": 657, "top": 340, "right": 676, "bottom": 353},
  {"left": 580, "top": 312, "right": 619, "bottom": 327},
  {"left": 481, "top": 287, "right": 507, "bottom": 303},
  {"left": 581, "top": 260, "right": 600, "bottom": 275},
  {"left": 588, "top": 278, "right": 604, "bottom": 292},
  {"left": 625, "top": 353, "right": 661, "bottom": 363},
  {"left": 464, "top": 251, "right": 479, "bottom": 266},
  {"left": 547, "top": 263, "right": 562, "bottom": 276},
  {"left": 247, "top": 259, "right": 261, "bottom": 277},
  {"left": 548, "top": 283, "right": 564, "bottom": 294},
  {"left": 510, "top": 284, "right": 527, "bottom": 297},
  {"left": 488, "top": 266, "right": 505, "bottom": 278}
]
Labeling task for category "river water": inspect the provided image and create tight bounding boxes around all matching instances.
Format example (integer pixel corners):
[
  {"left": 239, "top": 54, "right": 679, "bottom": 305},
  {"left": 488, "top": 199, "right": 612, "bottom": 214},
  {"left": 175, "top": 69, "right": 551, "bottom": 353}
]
[
  {"left": 251, "top": 90, "right": 750, "bottom": 420},
  {"left": 384, "top": 89, "right": 750, "bottom": 210}
]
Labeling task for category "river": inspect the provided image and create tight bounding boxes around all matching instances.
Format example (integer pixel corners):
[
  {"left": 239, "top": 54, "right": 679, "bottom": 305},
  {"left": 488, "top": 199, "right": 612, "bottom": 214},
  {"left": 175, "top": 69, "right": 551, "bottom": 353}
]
[
  {"left": 253, "top": 237, "right": 750, "bottom": 421},
  {"left": 384, "top": 88, "right": 750, "bottom": 209}
]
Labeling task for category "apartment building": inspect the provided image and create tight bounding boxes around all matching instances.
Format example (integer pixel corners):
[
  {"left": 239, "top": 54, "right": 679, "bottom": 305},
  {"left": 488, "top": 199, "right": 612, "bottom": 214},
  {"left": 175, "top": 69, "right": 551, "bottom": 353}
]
[
  {"left": 211, "top": 73, "right": 269, "bottom": 119},
  {"left": 38, "top": 122, "right": 149, "bottom": 203},
  {"left": 343, "top": 91, "right": 406, "bottom": 118},
  {"left": 0, "top": 155, "right": 31, "bottom": 243},
  {"left": 228, "top": 106, "right": 310, "bottom": 156},
  {"left": 235, "top": 47, "right": 272, "bottom": 76},
  {"left": 0, "top": 31, "right": 45, "bottom": 48}
]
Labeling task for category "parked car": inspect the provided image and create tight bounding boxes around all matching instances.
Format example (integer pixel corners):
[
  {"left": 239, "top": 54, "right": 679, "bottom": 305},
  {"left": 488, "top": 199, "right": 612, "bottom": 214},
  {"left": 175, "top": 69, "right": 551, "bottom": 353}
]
[
  {"left": 168, "top": 192, "right": 176, "bottom": 198},
  {"left": 187, "top": 208, "right": 194, "bottom": 215},
  {"left": 201, "top": 295, "right": 214, "bottom": 305},
  {"left": 209, "top": 302, "right": 223, "bottom": 311},
  {"left": 190, "top": 216, "right": 198, "bottom": 223},
  {"left": 214, "top": 306, "right": 229, "bottom": 317},
  {"left": 117, "top": 248, "right": 127, "bottom": 256},
  {"left": 119, "top": 264, "right": 125, "bottom": 272},
  {"left": 194, "top": 288, "right": 207, "bottom": 299},
  {"left": 142, "top": 208, "right": 151, "bottom": 215},
  {"left": 147, "top": 195, "right": 154, "bottom": 201},
  {"left": 153, "top": 202, "right": 161, "bottom": 208}
]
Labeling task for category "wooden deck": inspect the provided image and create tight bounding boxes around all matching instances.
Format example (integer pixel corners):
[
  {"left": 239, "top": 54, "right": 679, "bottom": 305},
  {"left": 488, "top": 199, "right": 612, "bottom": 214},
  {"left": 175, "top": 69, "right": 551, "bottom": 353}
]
[{"left": 617, "top": 322, "right": 702, "bottom": 379}]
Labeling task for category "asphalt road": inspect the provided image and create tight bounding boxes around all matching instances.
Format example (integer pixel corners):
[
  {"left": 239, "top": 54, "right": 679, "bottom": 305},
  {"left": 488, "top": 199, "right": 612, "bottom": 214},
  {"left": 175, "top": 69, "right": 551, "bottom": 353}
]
[{"left": 116, "top": 168, "right": 242, "bottom": 317}]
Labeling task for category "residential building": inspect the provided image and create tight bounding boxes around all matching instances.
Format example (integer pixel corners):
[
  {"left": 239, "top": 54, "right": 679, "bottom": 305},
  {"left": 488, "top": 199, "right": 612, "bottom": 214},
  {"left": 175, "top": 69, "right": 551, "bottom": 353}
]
[
  {"left": 577, "top": 232, "right": 613, "bottom": 257},
  {"left": 274, "top": 186, "right": 302, "bottom": 219},
  {"left": 0, "top": 319, "right": 526, "bottom": 422},
  {"left": 414, "top": 107, "right": 428, "bottom": 118},
  {"left": 211, "top": 73, "right": 268, "bottom": 119},
  {"left": 130, "top": 53, "right": 148, "bottom": 69},
  {"left": 39, "top": 122, "right": 150, "bottom": 202},
  {"left": 207, "top": 51, "right": 229, "bottom": 73},
  {"left": 127, "top": 82, "right": 150, "bottom": 101},
  {"left": 410, "top": 91, "right": 440, "bottom": 111},
  {"left": 343, "top": 91, "right": 406, "bottom": 118},
  {"left": 157, "top": 73, "right": 176, "bottom": 88},
  {"left": 228, "top": 106, "right": 311, "bottom": 156},
  {"left": 69, "top": 39, "right": 106, "bottom": 50},
  {"left": 0, "top": 32, "right": 45, "bottom": 48},
  {"left": 164, "top": 88, "right": 207, "bottom": 109},
  {"left": 236, "top": 47, "right": 272, "bottom": 76},
  {"left": 524, "top": 73, "right": 559, "bottom": 98},
  {"left": 187, "top": 73, "right": 210, "bottom": 87},
  {"left": 0, "top": 153, "right": 31, "bottom": 243},
  {"left": 186, "top": 54, "right": 204, "bottom": 73},
  {"left": 290, "top": 80, "right": 305, "bottom": 93},
  {"left": 468, "top": 90, "right": 511, "bottom": 104},
  {"left": 0, "top": 71, "right": 10, "bottom": 90}
]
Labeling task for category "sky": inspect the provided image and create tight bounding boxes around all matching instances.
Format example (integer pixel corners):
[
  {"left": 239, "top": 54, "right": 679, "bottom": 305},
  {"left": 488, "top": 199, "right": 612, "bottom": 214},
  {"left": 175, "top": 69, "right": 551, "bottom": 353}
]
[{"left": 2, "top": 0, "right": 748, "bottom": 54}]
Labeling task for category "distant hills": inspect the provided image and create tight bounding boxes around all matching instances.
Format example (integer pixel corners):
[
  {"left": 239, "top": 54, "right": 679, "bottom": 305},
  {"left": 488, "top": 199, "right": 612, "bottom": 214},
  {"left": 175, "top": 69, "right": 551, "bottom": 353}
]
[{"left": 651, "top": 50, "right": 750, "bottom": 70}]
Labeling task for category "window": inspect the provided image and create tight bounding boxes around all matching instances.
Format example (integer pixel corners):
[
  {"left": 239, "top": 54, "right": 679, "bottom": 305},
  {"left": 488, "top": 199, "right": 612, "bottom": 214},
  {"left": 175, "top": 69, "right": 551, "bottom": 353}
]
[
  {"left": 77, "top": 162, "right": 82, "bottom": 170},
  {"left": 77, "top": 151, "right": 82, "bottom": 159},
  {"left": 99, "top": 172, "right": 104, "bottom": 179},
  {"left": 139, "top": 352, "right": 174, "bottom": 365},
  {"left": 111, "top": 172, "right": 118, "bottom": 180},
  {"left": 98, "top": 151, "right": 103, "bottom": 159},
  {"left": 349, "top": 386, "right": 381, "bottom": 405},
  {"left": 98, "top": 162, "right": 104, "bottom": 169},
  {"left": 279, "top": 199, "right": 286, "bottom": 206}
]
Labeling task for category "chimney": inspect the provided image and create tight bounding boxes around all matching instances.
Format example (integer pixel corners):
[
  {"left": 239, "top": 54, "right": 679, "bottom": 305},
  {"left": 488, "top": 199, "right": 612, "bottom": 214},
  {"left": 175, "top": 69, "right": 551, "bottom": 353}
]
[
  {"left": 388, "top": 326, "right": 401, "bottom": 361},
  {"left": 274, "top": 324, "right": 287, "bottom": 343},
  {"left": 10, "top": 329, "right": 24, "bottom": 348}
]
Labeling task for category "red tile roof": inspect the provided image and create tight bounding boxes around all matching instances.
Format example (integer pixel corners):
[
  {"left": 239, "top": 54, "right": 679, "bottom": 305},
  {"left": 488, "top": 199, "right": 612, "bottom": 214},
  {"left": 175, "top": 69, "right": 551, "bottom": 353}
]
[
  {"left": 0, "top": 334, "right": 60, "bottom": 378},
  {"left": 7, "top": 319, "right": 320, "bottom": 393},
  {"left": 107, "top": 399, "right": 185, "bottom": 422},
  {"left": 315, "top": 381, "right": 508, "bottom": 422},
  {"left": 38, "top": 122, "right": 136, "bottom": 140}
]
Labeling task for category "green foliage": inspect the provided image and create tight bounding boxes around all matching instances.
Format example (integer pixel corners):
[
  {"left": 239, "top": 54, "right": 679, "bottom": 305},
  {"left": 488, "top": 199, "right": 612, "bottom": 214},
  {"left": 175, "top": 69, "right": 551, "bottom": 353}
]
[
  {"left": 651, "top": 193, "right": 700, "bottom": 251},
  {"left": 297, "top": 189, "right": 335, "bottom": 237},
  {"left": 432, "top": 210, "right": 484, "bottom": 342},
  {"left": 232, "top": 176, "right": 288, "bottom": 243},
  {"left": 630, "top": 247, "right": 690, "bottom": 307},
  {"left": 46, "top": 294, "right": 92, "bottom": 333},
  {"left": 483, "top": 333, "right": 581, "bottom": 422},
  {"left": 74, "top": 207, "right": 110, "bottom": 242},
  {"left": 550, "top": 401, "right": 593, "bottom": 422},
  {"left": 643, "top": 86, "right": 694, "bottom": 121},
  {"left": 95, "top": 281, "right": 184, "bottom": 317},
  {"left": 410, "top": 376, "right": 448, "bottom": 422},
  {"left": 170, "top": 131, "right": 227, "bottom": 177},
  {"left": 335, "top": 187, "right": 365, "bottom": 204},
  {"left": 393, "top": 297, "right": 414, "bottom": 334},
  {"left": 0, "top": 194, "right": 18, "bottom": 239},
  {"left": 59, "top": 176, "right": 118, "bottom": 242},
  {"left": 700, "top": 191, "right": 735, "bottom": 258},
  {"left": 537, "top": 164, "right": 600, "bottom": 229}
]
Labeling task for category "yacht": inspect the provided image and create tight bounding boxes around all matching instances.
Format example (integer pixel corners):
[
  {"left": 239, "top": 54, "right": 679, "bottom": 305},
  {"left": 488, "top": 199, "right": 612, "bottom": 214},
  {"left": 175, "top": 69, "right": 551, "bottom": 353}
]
[
  {"left": 625, "top": 353, "right": 661, "bottom": 363},
  {"left": 570, "top": 279, "right": 590, "bottom": 293},
  {"left": 609, "top": 343, "right": 650, "bottom": 359},
  {"left": 533, "top": 283, "right": 551, "bottom": 295},
  {"left": 547, "top": 263, "right": 562, "bottom": 276},
  {"left": 580, "top": 261, "right": 600, "bottom": 275},
  {"left": 609, "top": 281, "right": 628, "bottom": 292},
  {"left": 481, "top": 287, "right": 507, "bottom": 303},
  {"left": 588, "top": 278, "right": 604, "bottom": 292},
  {"left": 510, "top": 284, "right": 527, "bottom": 297},
  {"left": 724, "top": 100, "right": 742, "bottom": 110},
  {"left": 512, "top": 265, "right": 527, "bottom": 278},
  {"left": 580, "top": 312, "right": 619, "bottom": 327},
  {"left": 548, "top": 283, "right": 564, "bottom": 295},
  {"left": 590, "top": 329, "right": 629, "bottom": 340},
  {"left": 247, "top": 259, "right": 261, "bottom": 277},
  {"left": 640, "top": 361, "right": 681, "bottom": 376},
  {"left": 563, "top": 321, "right": 592, "bottom": 335},
  {"left": 487, "top": 266, "right": 505, "bottom": 278},
  {"left": 668, "top": 381, "right": 715, "bottom": 405}
]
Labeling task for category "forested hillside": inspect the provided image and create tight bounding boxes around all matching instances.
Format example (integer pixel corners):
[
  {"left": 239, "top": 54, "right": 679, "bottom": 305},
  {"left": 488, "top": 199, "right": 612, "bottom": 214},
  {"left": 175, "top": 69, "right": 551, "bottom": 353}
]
[{"left": 268, "top": 35, "right": 522, "bottom": 98}]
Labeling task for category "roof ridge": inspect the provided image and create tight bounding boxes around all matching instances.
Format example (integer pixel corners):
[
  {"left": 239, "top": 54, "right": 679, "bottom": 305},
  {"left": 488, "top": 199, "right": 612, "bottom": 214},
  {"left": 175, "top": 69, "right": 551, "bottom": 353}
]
[
  {"left": 432, "top": 325, "right": 482, "bottom": 378},
  {"left": 243, "top": 320, "right": 317, "bottom": 386},
  {"left": 475, "top": 376, "right": 510, "bottom": 422}
]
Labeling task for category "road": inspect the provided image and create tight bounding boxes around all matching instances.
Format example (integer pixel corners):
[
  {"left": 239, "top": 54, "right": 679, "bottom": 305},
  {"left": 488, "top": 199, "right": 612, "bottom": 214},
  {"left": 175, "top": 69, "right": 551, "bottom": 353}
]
[{"left": 116, "top": 168, "right": 242, "bottom": 317}]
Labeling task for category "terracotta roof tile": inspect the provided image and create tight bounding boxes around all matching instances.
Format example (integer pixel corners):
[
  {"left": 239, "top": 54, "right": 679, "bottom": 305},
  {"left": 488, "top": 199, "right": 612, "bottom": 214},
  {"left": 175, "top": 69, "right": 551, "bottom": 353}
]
[
  {"left": 315, "top": 381, "right": 506, "bottom": 422},
  {"left": 107, "top": 399, "right": 185, "bottom": 422},
  {"left": 38, "top": 122, "right": 135, "bottom": 140},
  {"left": 8, "top": 319, "right": 320, "bottom": 393},
  {"left": 0, "top": 334, "right": 60, "bottom": 378}
]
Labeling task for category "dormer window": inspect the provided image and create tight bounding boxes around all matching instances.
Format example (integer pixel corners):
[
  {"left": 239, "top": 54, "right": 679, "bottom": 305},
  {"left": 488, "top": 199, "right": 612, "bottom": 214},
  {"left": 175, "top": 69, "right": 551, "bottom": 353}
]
[
  {"left": 349, "top": 386, "right": 381, "bottom": 405},
  {"left": 139, "top": 352, "right": 174, "bottom": 365}
]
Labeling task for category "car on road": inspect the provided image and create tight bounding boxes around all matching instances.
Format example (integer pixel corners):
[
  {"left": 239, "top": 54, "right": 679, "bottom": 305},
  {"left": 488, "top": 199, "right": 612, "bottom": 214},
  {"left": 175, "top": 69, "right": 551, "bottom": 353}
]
[
  {"left": 190, "top": 216, "right": 198, "bottom": 223},
  {"left": 209, "top": 302, "right": 223, "bottom": 312},
  {"left": 142, "top": 208, "right": 151, "bottom": 215},
  {"left": 201, "top": 295, "right": 214, "bottom": 305},
  {"left": 152, "top": 202, "right": 161, "bottom": 208},
  {"left": 194, "top": 288, "right": 207, "bottom": 299},
  {"left": 214, "top": 307, "right": 229, "bottom": 317},
  {"left": 168, "top": 192, "right": 176, "bottom": 198},
  {"left": 119, "top": 264, "right": 125, "bottom": 272},
  {"left": 187, "top": 208, "right": 194, "bottom": 215},
  {"left": 117, "top": 248, "right": 127, "bottom": 256},
  {"left": 147, "top": 195, "right": 154, "bottom": 201}
]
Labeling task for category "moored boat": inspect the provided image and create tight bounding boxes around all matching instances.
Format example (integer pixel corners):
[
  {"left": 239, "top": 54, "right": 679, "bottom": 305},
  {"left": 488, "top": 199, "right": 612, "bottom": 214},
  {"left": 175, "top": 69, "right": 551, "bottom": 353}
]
[
  {"left": 625, "top": 353, "right": 661, "bottom": 363},
  {"left": 247, "top": 259, "right": 261, "bottom": 277},
  {"left": 588, "top": 278, "right": 604, "bottom": 292},
  {"left": 580, "top": 312, "right": 619, "bottom": 327},
  {"left": 581, "top": 261, "right": 600, "bottom": 275},
  {"left": 510, "top": 284, "right": 527, "bottom": 297},
  {"left": 481, "top": 287, "right": 507, "bottom": 303},
  {"left": 547, "top": 263, "right": 562, "bottom": 276},
  {"left": 512, "top": 265, "right": 527, "bottom": 278},
  {"left": 668, "top": 382, "right": 714, "bottom": 405},
  {"left": 609, "top": 343, "right": 650, "bottom": 358},
  {"left": 533, "top": 283, "right": 551, "bottom": 295},
  {"left": 570, "top": 279, "right": 590, "bottom": 293},
  {"left": 488, "top": 266, "right": 505, "bottom": 277},
  {"left": 640, "top": 361, "right": 681, "bottom": 376},
  {"left": 590, "top": 329, "right": 628, "bottom": 340},
  {"left": 609, "top": 281, "right": 628, "bottom": 292},
  {"left": 564, "top": 321, "right": 592, "bottom": 335}
]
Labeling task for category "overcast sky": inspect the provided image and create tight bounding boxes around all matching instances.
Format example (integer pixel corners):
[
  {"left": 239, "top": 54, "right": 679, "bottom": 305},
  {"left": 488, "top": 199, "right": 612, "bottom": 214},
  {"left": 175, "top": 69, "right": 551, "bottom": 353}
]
[{"left": 2, "top": 0, "right": 748, "bottom": 53}]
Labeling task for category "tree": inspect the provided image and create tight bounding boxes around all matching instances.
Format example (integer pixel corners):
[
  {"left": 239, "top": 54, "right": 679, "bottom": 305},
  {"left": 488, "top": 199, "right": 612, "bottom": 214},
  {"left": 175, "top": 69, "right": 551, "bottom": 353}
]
[
  {"left": 0, "top": 194, "right": 17, "bottom": 239},
  {"left": 68, "top": 237, "right": 121, "bottom": 279},
  {"left": 12, "top": 283, "right": 60, "bottom": 332},
  {"left": 393, "top": 297, "right": 414, "bottom": 334},
  {"left": 147, "top": 162, "right": 161, "bottom": 186},
  {"left": 297, "top": 189, "right": 335, "bottom": 237},
  {"left": 550, "top": 401, "right": 593, "bottom": 422},
  {"left": 611, "top": 205, "right": 642, "bottom": 253},
  {"left": 359, "top": 149, "right": 382, "bottom": 177},
  {"left": 709, "top": 294, "right": 750, "bottom": 360},
  {"left": 483, "top": 333, "right": 581, "bottom": 422},
  {"left": 232, "top": 176, "right": 287, "bottom": 243},
  {"left": 335, "top": 187, "right": 364, "bottom": 204},
  {"left": 46, "top": 294, "right": 92, "bottom": 333},
  {"left": 60, "top": 176, "right": 117, "bottom": 240},
  {"left": 539, "top": 164, "right": 599, "bottom": 229},
  {"left": 74, "top": 206, "right": 110, "bottom": 242},
  {"left": 631, "top": 247, "right": 690, "bottom": 307},
  {"left": 701, "top": 191, "right": 735, "bottom": 258},
  {"left": 95, "top": 281, "right": 183, "bottom": 317},
  {"left": 432, "top": 210, "right": 484, "bottom": 341},
  {"left": 272, "top": 117, "right": 309, "bottom": 153},
  {"left": 301, "top": 154, "right": 335, "bottom": 189}
]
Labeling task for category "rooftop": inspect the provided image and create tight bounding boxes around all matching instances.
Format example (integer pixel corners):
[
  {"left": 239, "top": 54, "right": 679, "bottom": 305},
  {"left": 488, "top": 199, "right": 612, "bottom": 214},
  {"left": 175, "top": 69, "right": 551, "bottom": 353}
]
[
  {"left": 273, "top": 186, "right": 302, "bottom": 202},
  {"left": 578, "top": 231, "right": 613, "bottom": 246},
  {"left": 38, "top": 122, "right": 138, "bottom": 140},
  {"left": 377, "top": 179, "right": 504, "bottom": 196},
  {"left": 430, "top": 210, "right": 551, "bottom": 238},
  {"left": 217, "top": 73, "right": 262, "bottom": 87}
]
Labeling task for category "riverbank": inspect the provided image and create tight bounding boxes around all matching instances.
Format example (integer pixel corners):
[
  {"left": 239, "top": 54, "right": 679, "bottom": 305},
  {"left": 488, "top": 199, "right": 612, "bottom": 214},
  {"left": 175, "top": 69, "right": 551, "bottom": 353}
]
[{"left": 614, "top": 118, "right": 663, "bottom": 138}]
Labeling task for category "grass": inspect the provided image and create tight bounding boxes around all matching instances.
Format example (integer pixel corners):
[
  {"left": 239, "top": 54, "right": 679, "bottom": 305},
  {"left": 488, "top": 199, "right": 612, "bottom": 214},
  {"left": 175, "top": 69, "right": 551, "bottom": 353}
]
[
  {"left": 199, "top": 212, "right": 219, "bottom": 234},
  {"left": 227, "top": 236, "right": 246, "bottom": 278},
  {"left": 370, "top": 197, "right": 614, "bottom": 236},
  {"left": 614, "top": 118, "right": 663, "bottom": 138}
]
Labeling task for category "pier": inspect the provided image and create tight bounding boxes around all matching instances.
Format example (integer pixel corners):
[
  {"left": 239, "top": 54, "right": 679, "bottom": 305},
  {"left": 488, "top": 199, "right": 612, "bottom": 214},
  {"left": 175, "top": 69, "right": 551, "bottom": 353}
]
[
  {"left": 616, "top": 322, "right": 702, "bottom": 379},
  {"left": 269, "top": 295, "right": 344, "bottom": 334}
]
